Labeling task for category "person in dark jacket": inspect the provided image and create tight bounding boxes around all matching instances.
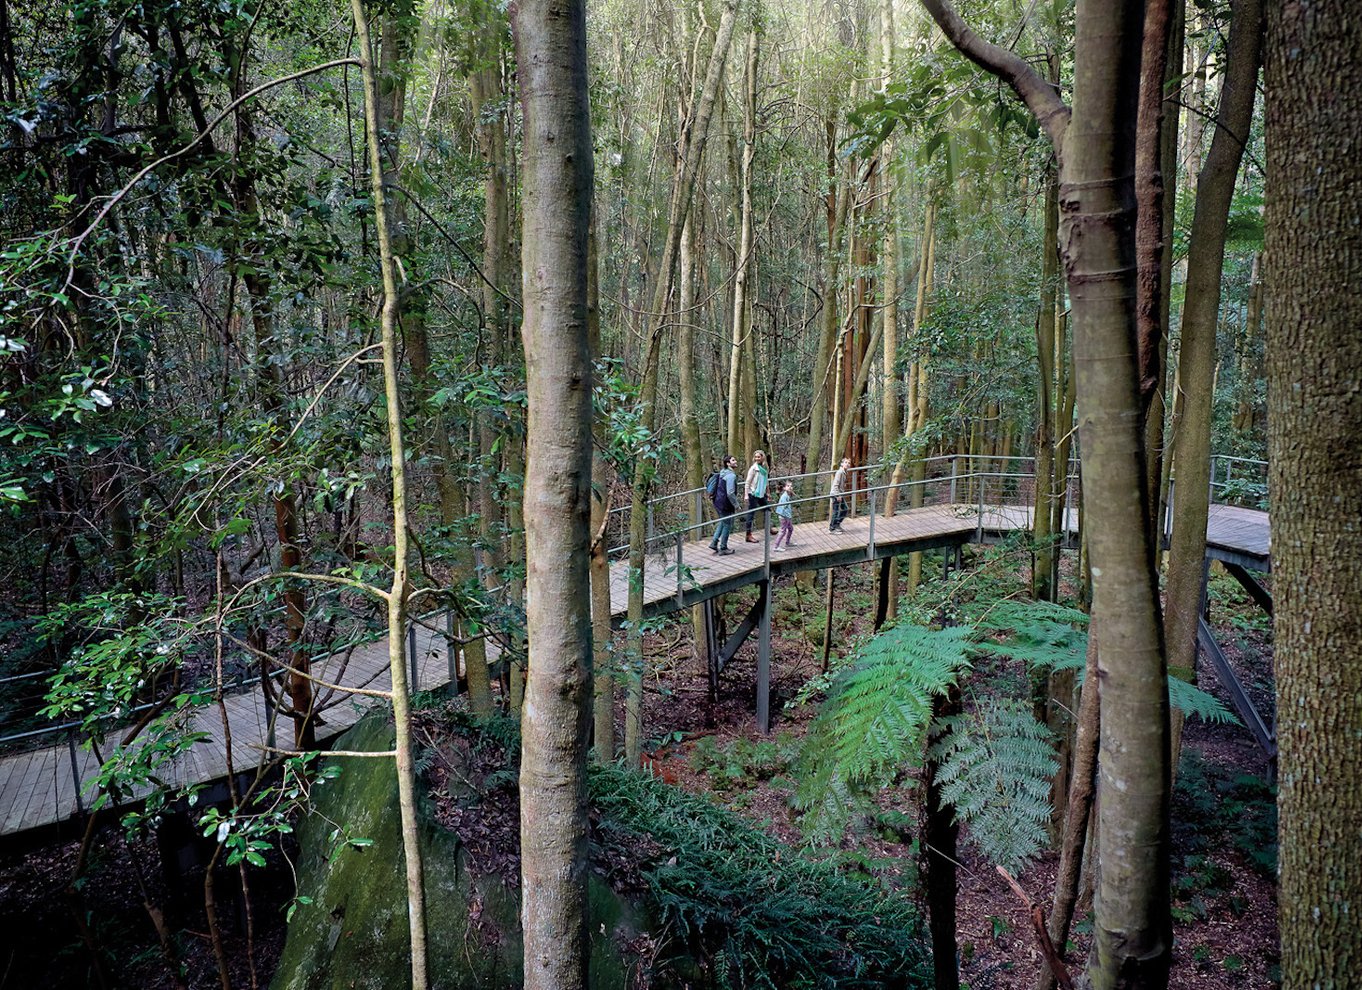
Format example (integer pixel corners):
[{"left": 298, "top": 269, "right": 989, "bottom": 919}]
[{"left": 709, "top": 455, "right": 739, "bottom": 554}]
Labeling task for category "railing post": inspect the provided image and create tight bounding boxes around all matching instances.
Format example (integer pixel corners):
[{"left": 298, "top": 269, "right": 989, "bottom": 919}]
[
  {"left": 977, "top": 475, "right": 985, "bottom": 544},
  {"left": 950, "top": 456, "right": 959, "bottom": 503},
  {"left": 693, "top": 490, "right": 702, "bottom": 540},
  {"left": 867, "top": 488, "right": 877, "bottom": 560},
  {"left": 68, "top": 730, "right": 85, "bottom": 815},
  {"left": 647, "top": 503, "right": 655, "bottom": 541},
  {"left": 407, "top": 619, "right": 419, "bottom": 694},
  {"left": 675, "top": 532, "right": 685, "bottom": 606},
  {"left": 763, "top": 509, "right": 771, "bottom": 579},
  {"left": 446, "top": 610, "right": 458, "bottom": 694}
]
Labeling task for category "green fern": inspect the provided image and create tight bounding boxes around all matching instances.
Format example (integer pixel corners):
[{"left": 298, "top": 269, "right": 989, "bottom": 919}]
[
  {"left": 928, "top": 698, "right": 1059, "bottom": 872},
  {"left": 795, "top": 623, "right": 973, "bottom": 839},
  {"left": 973, "top": 602, "right": 1238, "bottom": 725}
]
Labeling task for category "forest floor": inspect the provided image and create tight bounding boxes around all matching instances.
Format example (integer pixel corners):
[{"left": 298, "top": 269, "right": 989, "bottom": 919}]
[
  {"left": 632, "top": 545, "right": 1280, "bottom": 989},
  {"left": 0, "top": 546, "right": 1279, "bottom": 989}
]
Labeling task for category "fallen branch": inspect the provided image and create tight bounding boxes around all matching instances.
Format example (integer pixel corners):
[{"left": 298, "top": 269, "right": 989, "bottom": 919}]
[{"left": 996, "top": 865, "right": 1075, "bottom": 990}]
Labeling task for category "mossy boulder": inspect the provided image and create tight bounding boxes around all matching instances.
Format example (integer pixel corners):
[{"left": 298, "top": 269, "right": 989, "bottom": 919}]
[
  {"left": 272, "top": 707, "right": 931, "bottom": 989},
  {"left": 270, "top": 711, "right": 641, "bottom": 990}
]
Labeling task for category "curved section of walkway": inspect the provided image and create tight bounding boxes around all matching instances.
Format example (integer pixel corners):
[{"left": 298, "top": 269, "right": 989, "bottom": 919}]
[{"left": 0, "top": 487, "right": 1270, "bottom": 842}]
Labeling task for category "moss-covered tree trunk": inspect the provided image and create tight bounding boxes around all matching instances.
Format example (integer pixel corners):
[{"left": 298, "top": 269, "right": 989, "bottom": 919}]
[
  {"left": 513, "top": 1, "right": 595, "bottom": 985},
  {"left": 1264, "top": 1, "right": 1362, "bottom": 985}
]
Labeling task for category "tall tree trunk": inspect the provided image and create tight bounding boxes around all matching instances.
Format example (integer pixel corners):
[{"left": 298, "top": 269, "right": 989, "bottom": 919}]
[
  {"left": 1036, "top": 624, "right": 1101, "bottom": 990},
  {"left": 725, "top": 27, "right": 758, "bottom": 455},
  {"left": 513, "top": 1, "right": 595, "bottom": 986},
  {"left": 229, "top": 59, "right": 314, "bottom": 750},
  {"left": 625, "top": 0, "right": 737, "bottom": 763},
  {"left": 1163, "top": 0, "right": 1263, "bottom": 764},
  {"left": 919, "top": 2, "right": 1172, "bottom": 984},
  {"left": 351, "top": 3, "right": 429, "bottom": 983},
  {"left": 1033, "top": 169, "right": 1060, "bottom": 602},
  {"left": 588, "top": 221, "right": 616, "bottom": 761},
  {"left": 804, "top": 125, "right": 852, "bottom": 501},
  {"left": 1264, "top": 2, "right": 1362, "bottom": 986}
]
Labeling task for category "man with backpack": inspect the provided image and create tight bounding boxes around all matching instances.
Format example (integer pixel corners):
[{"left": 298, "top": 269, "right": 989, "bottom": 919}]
[{"left": 707, "top": 455, "right": 739, "bottom": 555}]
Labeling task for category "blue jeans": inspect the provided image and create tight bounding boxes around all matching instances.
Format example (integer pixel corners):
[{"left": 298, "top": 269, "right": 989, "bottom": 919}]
[
  {"left": 710, "top": 516, "right": 733, "bottom": 550},
  {"left": 830, "top": 495, "right": 848, "bottom": 530}
]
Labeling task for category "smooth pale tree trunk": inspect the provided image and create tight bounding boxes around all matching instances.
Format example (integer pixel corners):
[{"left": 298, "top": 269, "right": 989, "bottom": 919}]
[
  {"left": 1264, "top": 3, "right": 1362, "bottom": 985},
  {"left": 1163, "top": 0, "right": 1263, "bottom": 761},
  {"left": 351, "top": 3, "right": 429, "bottom": 983},
  {"left": 920, "top": 2, "right": 1172, "bottom": 984},
  {"left": 587, "top": 222, "right": 616, "bottom": 761},
  {"left": 1036, "top": 625, "right": 1100, "bottom": 990},
  {"left": 725, "top": 28, "right": 757, "bottom": 455},
  {"left": 906, "top": 204, "right": 936, "bottom": 593},
  {"left": 803, "top": 128, "right": 852, "bottom": 507},
  {"left": 676, "top": 220, "right": 710, "bottom": 667},
  {"left": 878, "top": 0, "right": 901, "bottom": 619},
  {"left": 513, "top": 1, "right": 595, "bottom": 986},
  {"left": 1064, "top": 8, "right": 1171, "bottom": 984},
  {"left": 1032, "top": 171, "right": 1060, "bottom": 602},
  {"left": 625, "top": 0, "right": 737, "bottom": 763}
]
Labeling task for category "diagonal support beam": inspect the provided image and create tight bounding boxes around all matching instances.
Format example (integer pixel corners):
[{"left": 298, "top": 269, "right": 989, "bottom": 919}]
[
  {"left": 1223, "top": 561, "right": 1273, "bottom": 616},
  {"left": 1197, "top": 617, "right": 1276, "bottom": 757},
  {"left": 717, "top": 587, "right": 766, "bottom": 671}
]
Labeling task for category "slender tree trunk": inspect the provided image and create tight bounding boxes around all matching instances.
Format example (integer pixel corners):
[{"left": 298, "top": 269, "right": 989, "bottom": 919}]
[
  {"left": 1164, "top": 0, "right": 1262, "bottom": 742},
  {"left": 1064, "top": 6, "right": 1172, "bottom": 984},
  {"left": 588, "top": 221, "right": 616, "bottom": 760},
  {"left": 726, "top": 28, "right": 758, "bottom": 455},
  {"left": 625, "top": 0, "right": 737, "bottom": 763},
  {"left": 1033, "top": 170, "right": 1060, "bottom": 601},
  {"left": 925, "top": 686, "right": 963, "bottom": 990},
  {"left": 1036, "top": 624, "right": 1101, "bottom": 990},
  {"left": 513, "top": 0, "right": 595, "bottom": 985},
  {"left": 1264, "top": 3, "right": 1362, "bottom": 986},
  {"left": 351, "top": 4, "right": 428, "bottom": 983}
]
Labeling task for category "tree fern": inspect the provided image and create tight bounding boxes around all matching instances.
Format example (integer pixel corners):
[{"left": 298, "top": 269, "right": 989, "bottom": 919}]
[
  {"left": 973, "top": 602, "right": 1238, "bottom": 725},
  {"left": 928, "top": 698, "right": 1059, "bottom": 872},
  {"left": 795, "top": 623, "right": 973, "bottom": 839}
]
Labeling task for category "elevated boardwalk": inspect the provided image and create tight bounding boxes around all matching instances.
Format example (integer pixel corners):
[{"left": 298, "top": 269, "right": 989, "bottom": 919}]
[{"left": 0, "top": 463, "right": 1272, "bottom": 842}]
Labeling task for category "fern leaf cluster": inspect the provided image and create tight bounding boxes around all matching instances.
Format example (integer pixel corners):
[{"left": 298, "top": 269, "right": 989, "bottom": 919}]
[
  {"left": 973, "top": 601, "right": 1238, "bottom": 725},
  {"left": 928, "top": 698, "right": 1059, "bottom": 872},
  {"left": 795, "top": 623, "right": 973, "bottom": 839}
]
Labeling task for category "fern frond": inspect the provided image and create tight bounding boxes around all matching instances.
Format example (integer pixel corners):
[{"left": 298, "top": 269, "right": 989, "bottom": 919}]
[
  {"left": 976, "top": 604, "right": 1238, "bottom": 726},
  {"left": 797, "top": 623, "right": 973, "bottom": 841},
  {"left": 1167, "top": 675, "right": 1239, "bottom": 725},
  {"left": 927, "top": 698, "right": 1059, "bottom": 872}
]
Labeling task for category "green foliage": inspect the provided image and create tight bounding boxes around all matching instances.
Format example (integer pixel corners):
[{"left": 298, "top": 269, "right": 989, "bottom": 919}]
[
  {"left": 688, "top": 733, "right": 798, "bottom": 792},
  {"left": 974, "top": 600, "right": 1238, "bottom": 725},
  {"left": 590, "top": 763, "right": 932, "bottom": 990},
  {"left": 795, "top": 622, "right": 972, "bottom": 838},
  {"left": 928, "top": 698, "right": 1058, "bottom": 872}
]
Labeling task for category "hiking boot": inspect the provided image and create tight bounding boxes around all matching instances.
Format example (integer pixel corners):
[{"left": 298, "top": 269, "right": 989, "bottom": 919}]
[{"left": 718, "top": 547, "right": 735, "bottom": 555}]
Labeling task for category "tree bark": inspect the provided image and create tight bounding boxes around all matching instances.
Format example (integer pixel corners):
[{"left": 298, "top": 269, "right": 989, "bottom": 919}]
[
  {"left": 1163, "top": 0, "right": 1263, "bottom": 757},
  {"left": 625, "top": 0, "right": 737, "bottom": 763},
  {"left": 513, "top": 0, "right": 596, "bottom": 986},
  {"left": 351, "top": 3, "right": 429, "bottom": 983},
  {"left": 1036, "top": 624, "right": 1100, "bottom": 990},
  {"left": 920, "top": 2, "right": 1172, "bottom": 984},
  {"left": 726, "top": 27, "right": 758, "bottom": 455},
  {"left": 1264, "top": 2, "right": 1362, "bottom": 985}
]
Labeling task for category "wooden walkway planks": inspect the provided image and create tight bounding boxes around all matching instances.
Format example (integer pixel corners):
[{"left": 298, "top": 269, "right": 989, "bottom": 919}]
[{"left": 0, "top": 499, "right": 1271, "bottom": 840}]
